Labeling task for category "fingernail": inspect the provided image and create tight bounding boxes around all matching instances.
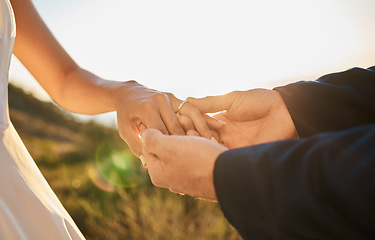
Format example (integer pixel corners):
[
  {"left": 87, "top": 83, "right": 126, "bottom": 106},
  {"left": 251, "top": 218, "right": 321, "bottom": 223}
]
[
  {"left": 211, "top": 137, "right": 218, "bottom": 143},
  {"left": 140, "top": 155, "right": 147, "bottom": 168},
  {"left": 218, "top": 119, "right": 227, "bottom": 125}
]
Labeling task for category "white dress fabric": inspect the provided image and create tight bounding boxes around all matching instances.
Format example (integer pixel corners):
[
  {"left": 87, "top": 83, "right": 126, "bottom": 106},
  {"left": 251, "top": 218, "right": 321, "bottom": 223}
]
[{"left": 0, "top": 1, "right": 85, "bottom": 239}]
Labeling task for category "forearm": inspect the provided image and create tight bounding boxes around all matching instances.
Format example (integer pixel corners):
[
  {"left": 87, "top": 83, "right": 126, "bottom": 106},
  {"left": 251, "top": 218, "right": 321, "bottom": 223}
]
[
  {"left": 275, "top": 66, "right": 375, "bottom": 137},
  {"left": 11, "top": 0, "right": 133, "bottom": 115},
  {"left": 10, "top": 0, "right": 214, "bottom": 156},
  {"left": 55, "top": 67, "right": 126, "bottom": 115},
  {"left": 214, "top": 124, "right": 375, "bottom": 239}
]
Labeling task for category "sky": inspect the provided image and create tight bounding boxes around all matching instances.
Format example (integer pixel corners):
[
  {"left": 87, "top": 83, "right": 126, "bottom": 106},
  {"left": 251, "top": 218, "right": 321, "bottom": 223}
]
[{"left": 9, "top": 0, "right": 375, "bottom": 126}]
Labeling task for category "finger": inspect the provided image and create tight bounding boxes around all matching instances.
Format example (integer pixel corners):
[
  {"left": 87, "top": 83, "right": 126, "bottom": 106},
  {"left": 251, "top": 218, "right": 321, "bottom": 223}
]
[
  {"left": 203, "top": 114, "right": 226, "bottom": 130},
  {"left": 159, "top": 104, "right": 185, "bottom": 136},
  {"left": 141, "top": 139, "right": 159, "bottom": 167},
  {"left": 141, "top": 141, "right": 169, "bottom": 189},
  {"left": 211, "top": 130, "right": 221, "bottom": 144},
  {"left": 169, "top": 94, "right": 213, "bottom": 139},
  {"left": 187, "top": 91, "right": 239, "bottom": 113},
  {"left": 141, "top": 111, "right": 170, "bottom": 135},
  {"left": 157, "top": 93, "right": 185, "bottom": 136},
  {"left": 126, "top": 115, "right": 167, "bottom": 157},
  {"left": 141, "top": 128, "right": 168, "bottom": 156},
  {"left": 186, "top": 129, "right": 221, "bottom": 144},
  {"left": 186, "top": 129, "right": 220, "bottom": 144},
  {"left": 120, "top": 125, "right": 142, "bottom": 157},
  {"left": 186, "top": 129, "right": 200, "bottom": 136},
  {"left": 177, "top": 114, "right": 195, "bottom": 132},
  {"left": 178, "top": 102, "right": 213, "bottom": 139}
]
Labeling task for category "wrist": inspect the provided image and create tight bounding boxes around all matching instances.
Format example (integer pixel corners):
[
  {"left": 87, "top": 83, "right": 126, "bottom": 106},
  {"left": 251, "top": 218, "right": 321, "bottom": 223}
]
[
  {"left": 107, "top": 80, "right": 142, "bottom": 111},
  {"left": 273, "top": 90, "right": 299, "bottom": 139},
  {"left": 200, "top": 144, "right": 228, "bottom": 201}
]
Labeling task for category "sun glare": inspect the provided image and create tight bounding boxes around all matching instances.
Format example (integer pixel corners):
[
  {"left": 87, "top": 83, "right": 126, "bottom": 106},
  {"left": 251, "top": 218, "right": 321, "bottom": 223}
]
[
  {"left": 10, "top": 0, "right": 375, "bottom": 125},
  {"left": 88, "top": 143, "right": 145, "bottom": 192}
]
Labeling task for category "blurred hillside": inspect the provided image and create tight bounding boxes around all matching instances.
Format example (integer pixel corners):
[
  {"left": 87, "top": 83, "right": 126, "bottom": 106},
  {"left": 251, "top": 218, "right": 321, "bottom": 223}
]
[{"left": 8, "top": 83, "right": 240, "bottom": 240}]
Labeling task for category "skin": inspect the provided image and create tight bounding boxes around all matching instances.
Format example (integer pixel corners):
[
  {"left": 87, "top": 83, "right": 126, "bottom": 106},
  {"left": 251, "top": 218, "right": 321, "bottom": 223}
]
[
  {"left": 10, "top": 0, "right": 215, "bottom": 157},
  {"left": 141, "top": 129, "right": 227, "bottom": 201},
  {"left": 142, "top": 89, "right": 298, "bottom": 200},
  {"left": 188, "top": 89, "right": 299, "bottom": 148}
]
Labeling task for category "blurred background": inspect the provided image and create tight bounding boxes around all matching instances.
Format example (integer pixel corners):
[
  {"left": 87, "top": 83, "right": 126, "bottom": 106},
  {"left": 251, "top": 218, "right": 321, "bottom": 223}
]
[
  {"left": 10, "top": 0, "right": 375, "bottom": 126},
  {"left": 8, "top": 0, "right": 375, "bottom": 239}
]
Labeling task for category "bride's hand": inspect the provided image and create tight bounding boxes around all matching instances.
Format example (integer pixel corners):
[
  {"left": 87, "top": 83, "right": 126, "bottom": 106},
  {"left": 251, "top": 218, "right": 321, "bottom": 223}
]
[{"left": 114, "top": 81, "right": 218, "bottom": 156}]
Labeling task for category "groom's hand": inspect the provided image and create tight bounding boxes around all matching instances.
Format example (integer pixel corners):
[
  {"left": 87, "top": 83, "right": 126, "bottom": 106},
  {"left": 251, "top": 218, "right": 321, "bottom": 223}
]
[
  {"left": 187, "top": 89, "right": 298, "bottom": 149},
  {"left": 141, "top": 128, "right": 228, "bottom": 200}
]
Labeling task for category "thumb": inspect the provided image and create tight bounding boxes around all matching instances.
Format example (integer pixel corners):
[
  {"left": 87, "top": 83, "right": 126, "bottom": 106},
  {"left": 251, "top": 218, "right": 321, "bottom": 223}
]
[
  {"left": 141, "top": 128, "right": 167, "bottom": 156},
  {"left": 187, "top": 91, "right": 239, "bottom": 113}
]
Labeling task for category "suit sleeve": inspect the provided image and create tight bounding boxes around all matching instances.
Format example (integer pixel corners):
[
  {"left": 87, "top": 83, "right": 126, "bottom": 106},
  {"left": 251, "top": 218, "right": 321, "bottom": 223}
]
[
  {"left": 214, "top": 124, "right": 375, "bottom": 240},
  {"left": 274, "top": 66, "right": 375, "bottom": 137}
]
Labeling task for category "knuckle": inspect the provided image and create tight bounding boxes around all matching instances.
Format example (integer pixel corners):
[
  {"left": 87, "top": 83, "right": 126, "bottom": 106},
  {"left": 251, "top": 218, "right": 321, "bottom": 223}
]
[
  {"left": 165, "top": 92, "right": 175, "bottom": 99},
  {"left": 191, "top": 107, "right": 202, "bottom": 117},
  {"left": 228, "top": 90, "right": 240, "bottom": 98},
  {"left": 139, "top": 100, "right": 155, "bottom": 111},
  {"left": 153, "top": 92, "right": 168, "bottom": 103},
  {"left": 178, "top": 115, "right": 193, "bottom": 128},
  {"left": 268, "top": 89, "right": 280, "bottom": 99},
  {"left": 127, "top": 80, "right": 138, "bottom": 85},
  {"left": 186, "top": 97, "right": 196, "bottom": 105},
  {"left": 231, "top": 90, "right": 242, "bottom": 96}
]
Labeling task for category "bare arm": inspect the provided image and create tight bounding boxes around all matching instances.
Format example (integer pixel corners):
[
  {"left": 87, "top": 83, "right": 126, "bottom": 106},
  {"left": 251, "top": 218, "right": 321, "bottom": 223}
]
[
  {"left": 10, "top": 0, "right": 216, "bottom": 156},
  {"left": 11, "top": 0, "right": 122, "bottom": 114}
]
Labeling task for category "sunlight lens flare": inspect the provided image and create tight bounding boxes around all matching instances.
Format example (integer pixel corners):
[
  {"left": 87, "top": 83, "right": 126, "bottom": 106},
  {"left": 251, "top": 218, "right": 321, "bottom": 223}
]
[{"left": 89, "top": 143, "right": 145, "bottom": 192}]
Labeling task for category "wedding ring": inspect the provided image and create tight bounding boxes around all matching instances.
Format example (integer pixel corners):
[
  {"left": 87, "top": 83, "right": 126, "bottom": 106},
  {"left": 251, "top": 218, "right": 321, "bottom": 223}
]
[{"left": 176, "top": 99, "right": 188, "bottom": 115}]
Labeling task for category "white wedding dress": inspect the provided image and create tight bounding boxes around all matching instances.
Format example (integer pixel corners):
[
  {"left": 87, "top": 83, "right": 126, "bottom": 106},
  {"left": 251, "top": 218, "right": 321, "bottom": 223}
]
[{"left": 0, "top": 1, "right": 85, "bottom": 239}]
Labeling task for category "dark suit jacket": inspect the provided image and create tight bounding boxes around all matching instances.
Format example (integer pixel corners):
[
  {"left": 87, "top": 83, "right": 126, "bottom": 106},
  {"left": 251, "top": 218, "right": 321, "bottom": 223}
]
[{"left": 214, "top": 66, "right": 375, "bottom": 240}]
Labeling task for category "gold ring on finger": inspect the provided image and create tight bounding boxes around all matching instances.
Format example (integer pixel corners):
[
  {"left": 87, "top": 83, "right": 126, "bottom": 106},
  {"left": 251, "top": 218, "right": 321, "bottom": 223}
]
[{"left": 176, "top": 99, "right": 188, "bottom": 115}]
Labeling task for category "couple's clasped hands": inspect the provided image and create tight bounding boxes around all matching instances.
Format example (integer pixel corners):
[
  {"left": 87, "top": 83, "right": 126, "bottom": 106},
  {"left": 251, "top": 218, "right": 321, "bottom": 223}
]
[
  {"left": 114, "top": 80, "right": 223, "bottom": 157},
  {"left": 139, "top": 88, "right": 298, "bottom": 201}
]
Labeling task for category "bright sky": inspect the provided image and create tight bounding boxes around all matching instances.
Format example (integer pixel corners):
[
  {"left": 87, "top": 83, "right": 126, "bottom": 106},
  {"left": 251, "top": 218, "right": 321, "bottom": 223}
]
[{"left": 9, "top": 0, "right": 375, "bottom": 126}]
